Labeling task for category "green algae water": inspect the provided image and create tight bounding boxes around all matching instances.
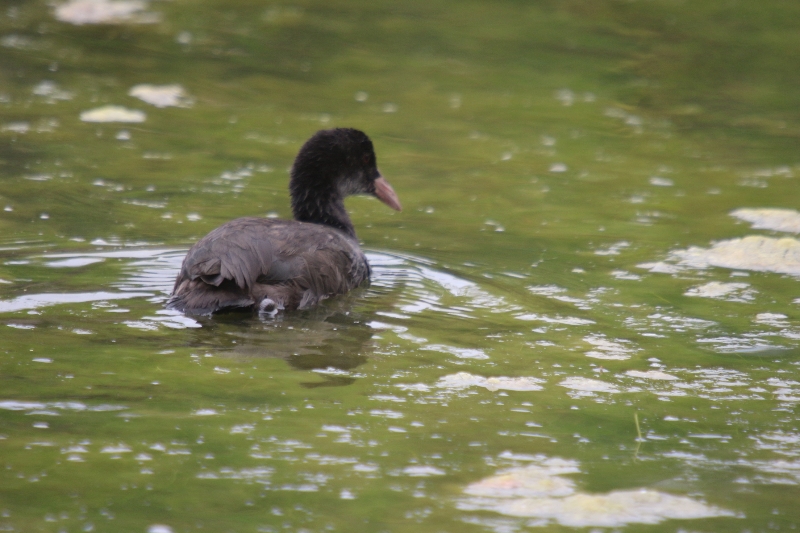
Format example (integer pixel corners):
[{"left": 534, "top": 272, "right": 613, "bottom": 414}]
[{"left": 2, "top": 0, "right": 800, "bottom": 531}]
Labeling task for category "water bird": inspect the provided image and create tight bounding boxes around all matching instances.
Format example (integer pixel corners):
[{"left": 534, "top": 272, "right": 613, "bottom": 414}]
[{"left": 167, "top": 128, "right": 401, "bottom": 315}]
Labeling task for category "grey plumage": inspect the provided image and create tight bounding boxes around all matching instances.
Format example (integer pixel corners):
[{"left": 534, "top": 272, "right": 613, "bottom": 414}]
[
  {"left": 168, "top": 218, "right": 370, "bottom": 314},
  {"left": 166, "top": 128, "right": 400, "bottom": 316}
]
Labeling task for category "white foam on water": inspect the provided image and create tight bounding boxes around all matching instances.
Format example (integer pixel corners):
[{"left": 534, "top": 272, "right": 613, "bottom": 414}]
[
  {"left": 594, "top": 241, "right": 630, "bottom": 256},
  {"left": 649, "top": 176, "right": 674, "bottom": 187},
  {"left": 369, "top": 409, "right": 404, "bottom": 419},
  {"left": 696, "top": 336, "right": 784, "bottom": 354},
  {"left": 625, "top": 370, "right": 678, "bottom": 381},
  {"left": 2, "top": 122, "right": 30, "bottom": 134},
  {"left": 402, "top": 466, "right": 446, "bottom": 477},
  {"left": 515, "top": 313, "right": 594, "bottom": 326},
  {"left": 422, "top": 344, "right": 489, "bottom": 360},
  {"left": 611, "top": 270, "right": 642, "bottom": 281},
  {"left": 754, "top": 313, "right": 790, "bottom": 327},
  {"left": 44, "top": 257, "right": 105, "bottom": 268},
  {"left": 100, "top": 444, "right": 131, "bottom": 454},
  {"left": 138, "top": 310, "right": 201, "bottom": 329},
  {"left": 32, "top": 80, "right": 73, "bottom": 102},
  {"left": 624, "top": 313, "right": 716, "bottom": 336},
  {"left": 196, "top": 467, "right": 273, "bottom": 483},
  {"left": 0, "top": 400, "right": 126, "bottom": 412},
  {"left": 0, "top": 291, "right": 152, "bottom": 313}
]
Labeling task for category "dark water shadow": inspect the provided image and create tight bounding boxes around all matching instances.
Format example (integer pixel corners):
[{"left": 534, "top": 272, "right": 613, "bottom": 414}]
[{"left": 184, "top": 297, "right": 376, "bottom": 387}]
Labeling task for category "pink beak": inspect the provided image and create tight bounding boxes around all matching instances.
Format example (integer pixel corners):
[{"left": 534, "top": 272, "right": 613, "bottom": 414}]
[{"left": 373, "top": 175, "right": 402, "bottom": 211}]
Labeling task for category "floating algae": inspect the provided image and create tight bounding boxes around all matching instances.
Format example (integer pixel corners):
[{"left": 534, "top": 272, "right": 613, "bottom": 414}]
[{"left": 458, "top": 454, "right": 736, "bottom": 527}]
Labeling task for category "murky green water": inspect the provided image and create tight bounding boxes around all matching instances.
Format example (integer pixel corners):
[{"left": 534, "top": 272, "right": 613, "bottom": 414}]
[{"left": 2, "top": 0, "right": 800, "bottom": 531}]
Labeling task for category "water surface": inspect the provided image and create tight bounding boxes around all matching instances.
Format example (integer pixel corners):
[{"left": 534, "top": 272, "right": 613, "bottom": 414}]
[{"left": 1, "top": 1, "right": 800, "bottom": 531}]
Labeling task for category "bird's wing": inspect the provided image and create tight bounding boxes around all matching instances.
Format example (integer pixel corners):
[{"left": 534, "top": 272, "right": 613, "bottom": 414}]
[
  {"left": 275, "top": 230, "right": 370, "bottom": 301},
  {"left": 175, "top": 218, "right": 369, "bottom": 296}
]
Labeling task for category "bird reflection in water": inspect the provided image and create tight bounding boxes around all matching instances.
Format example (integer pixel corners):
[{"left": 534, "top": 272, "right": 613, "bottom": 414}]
[{"left": 184, "top": 296, "right": 375, "bottom": 388}]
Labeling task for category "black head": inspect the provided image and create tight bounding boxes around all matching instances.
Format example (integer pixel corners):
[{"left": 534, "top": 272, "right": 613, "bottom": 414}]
[
  {"left": 291, "top": 128, "right": 378, "bottom": 193},
  {"left": 290, "top": 128, "right": 401, "bottom": 233}
]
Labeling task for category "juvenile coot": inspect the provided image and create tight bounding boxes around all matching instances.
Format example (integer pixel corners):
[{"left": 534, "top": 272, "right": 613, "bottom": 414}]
[{"left": 167, "top": 128, "right": 401, "bottom": 315}]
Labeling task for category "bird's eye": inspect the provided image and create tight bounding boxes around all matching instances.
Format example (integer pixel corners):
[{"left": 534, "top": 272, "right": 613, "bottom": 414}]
[{"left": 362, "top": 154, "right": 370, "bottom": 165}]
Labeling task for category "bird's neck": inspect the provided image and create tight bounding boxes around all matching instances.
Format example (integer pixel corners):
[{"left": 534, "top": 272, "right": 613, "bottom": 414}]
[{"left": 290, "top": 172, "right": 356, "bottom": 238}]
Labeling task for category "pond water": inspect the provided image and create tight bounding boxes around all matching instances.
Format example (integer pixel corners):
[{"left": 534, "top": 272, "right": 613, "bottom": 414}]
[{"left": 1, "top": 0, "right": 800, "bottom": 531}]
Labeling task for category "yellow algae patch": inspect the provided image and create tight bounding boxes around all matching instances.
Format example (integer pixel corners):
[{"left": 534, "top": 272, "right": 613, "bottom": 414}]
[
  {"left": 684, "top": 281, "right": 754, "bottom": 301},
  {"left": 55, "top": 0, "right": 158, "bottom": 25},
  {"left": 437, "top": 372, "right": 544, "bottom": 392},
  {"left": 625, "top": 370, "right": 678, "bottom": 381},
  {"left": 465, "top": 458, "right": 579, "bottom": 499},
  {"left": 80, "top": 105, "right": 145, "bottom": 123},
  {"left": 731, "top": 208, "right": 800, "bottom": 234},
  {"left": 459, "top": 455, "right": 736, "bottom": 527},
  {"left": 490, "top": 489, "right": 733, "bottom": 526},
  {"left": 558, "top": 377, "right": 621, "bottom": 394},
  {"left": 641, "top": 236, "right": 800, "bottom": 277},
  {"left": 129, "top": 84, "right": 194, "bottom": 108},
  {"left": 515, "top": 313, "right": 595, "bottom": 325},
  {"left": 583, "top": 334, "right": 637, "bottom": 360},
  {"left": 673, "top": 236, "right": 800, "bottom": 276}
]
